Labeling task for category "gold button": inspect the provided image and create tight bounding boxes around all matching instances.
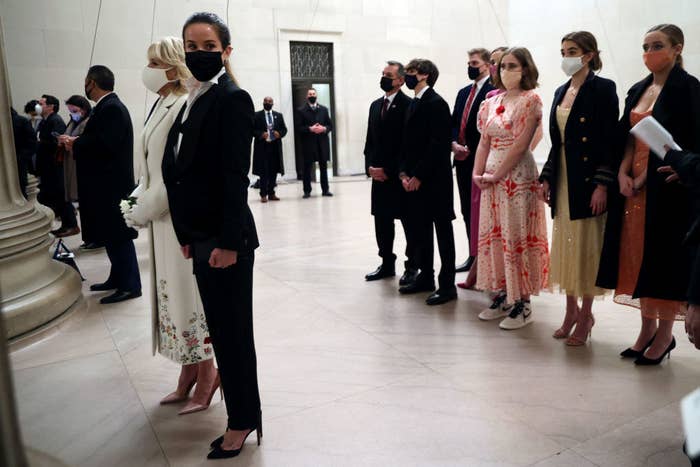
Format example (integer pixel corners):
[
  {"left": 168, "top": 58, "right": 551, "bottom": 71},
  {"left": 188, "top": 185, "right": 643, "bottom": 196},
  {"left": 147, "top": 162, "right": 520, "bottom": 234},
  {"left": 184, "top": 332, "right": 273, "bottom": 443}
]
[
  {"left": 583, "top": 156, "right": 589, "bottom": 162},
  {"left": 582, "top": 136, "right": 588, "bottom": 142},
  {"left": 580, "top": 117, "right": 586, "bottom": 123}
]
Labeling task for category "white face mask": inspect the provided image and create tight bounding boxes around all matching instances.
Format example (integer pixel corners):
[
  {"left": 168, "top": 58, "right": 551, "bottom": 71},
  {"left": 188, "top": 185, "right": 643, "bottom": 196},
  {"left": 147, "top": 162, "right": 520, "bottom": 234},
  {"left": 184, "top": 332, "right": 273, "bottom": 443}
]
[
  {"left": 141, "top": 66, "right": 174, "bottom": 94},
  {"left": 69, "top": 111, "right": 82, "bottom": 122},
  {"left": 34, "top": 103, "right": 42, "bottom": 114},
  {"left": 561, "top": 56, "right": 585, "bottom": 77}
]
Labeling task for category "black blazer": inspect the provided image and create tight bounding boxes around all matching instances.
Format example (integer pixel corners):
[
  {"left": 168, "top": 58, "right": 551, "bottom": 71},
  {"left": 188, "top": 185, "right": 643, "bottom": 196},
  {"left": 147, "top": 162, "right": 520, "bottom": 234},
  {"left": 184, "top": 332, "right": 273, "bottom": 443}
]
[
  {"left": 252, "top": 110, "right": 287, "bottom": 176},
  {"left": 36, "top": 112, "right": 66, "bottom": 176},
  {"left": 400, "top": 87, "right": 455, "bottom": 221},
  {"left": 451, "top": 78, "right": 495, "bottom": 166},
  {"left": 162, "top": 74, "right": 259, "bottom": 255},
  {"left": 73, "top": 93, "right": 137, "bottom": 243},
  {"left": 540, "top": 72, "right": 619, "bottom": 219},
  {"left": 295, "top": 103, "right": 332, "bottom": 163},
  {"left": 363, "top": 90, "right": 411, "bottom": 218},
  {"left": 597, "top": 64, "right": 700, "bottom": 301}
]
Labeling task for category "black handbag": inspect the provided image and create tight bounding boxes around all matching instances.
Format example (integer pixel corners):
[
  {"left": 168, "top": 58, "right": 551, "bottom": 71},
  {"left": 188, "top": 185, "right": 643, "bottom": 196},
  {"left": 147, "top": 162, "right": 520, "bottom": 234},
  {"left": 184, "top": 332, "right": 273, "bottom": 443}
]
[{"left": 53, "top": 239, "right": 85, "bottom": 280}]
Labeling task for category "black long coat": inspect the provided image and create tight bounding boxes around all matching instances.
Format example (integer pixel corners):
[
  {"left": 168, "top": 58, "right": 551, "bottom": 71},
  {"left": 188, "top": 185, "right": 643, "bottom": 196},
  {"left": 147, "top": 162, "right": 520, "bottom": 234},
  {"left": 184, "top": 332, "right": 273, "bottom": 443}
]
[
  {"left": 73, "top": 93, "right": 137, "bottom": 243},
  {"left": 666, "top": 149, "right": 700, "bottom": 305},
  {"left": 11, "top": 108, "right": 36, "bottom": 195},
  {"left": 400, "top": 87, "right": 455, "bottom": 221},
  {"left": 597, "top": 65, "right": 700, "bottom": 302},
  {"left": 363, "top": 90, "right": 411, "bottom": 218},
  {"left": 36, "top": 112, "right": 66, "bottom": 203},
  {"left": 162, "top": 74, "right": 259, "bottom": 255},
  {"left": 295, "top": 103, "right": 332, "bottom": 163},
  {"left": 252, "top": 110, "right": 287, "bottom": 176},
  {"left": 540, "top": 72, "right": 619, "bottom": 219}
]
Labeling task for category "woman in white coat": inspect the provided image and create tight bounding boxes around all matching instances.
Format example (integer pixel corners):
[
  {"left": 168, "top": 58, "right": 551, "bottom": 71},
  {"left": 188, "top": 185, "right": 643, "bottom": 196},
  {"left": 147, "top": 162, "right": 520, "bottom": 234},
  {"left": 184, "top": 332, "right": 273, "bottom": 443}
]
[{"left": 125, "top": 37, "right": 218, "bottom": 415}]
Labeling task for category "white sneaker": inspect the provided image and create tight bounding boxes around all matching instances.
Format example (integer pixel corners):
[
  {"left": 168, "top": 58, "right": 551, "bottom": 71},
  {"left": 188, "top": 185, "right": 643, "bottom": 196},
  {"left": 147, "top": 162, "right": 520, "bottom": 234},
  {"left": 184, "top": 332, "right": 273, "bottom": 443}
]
[
  {"left": 499, "top": 301, "right": 533, "bottom": 330},
  {"left": 478, "top": 293, "right": 510, "bottom": 321}
]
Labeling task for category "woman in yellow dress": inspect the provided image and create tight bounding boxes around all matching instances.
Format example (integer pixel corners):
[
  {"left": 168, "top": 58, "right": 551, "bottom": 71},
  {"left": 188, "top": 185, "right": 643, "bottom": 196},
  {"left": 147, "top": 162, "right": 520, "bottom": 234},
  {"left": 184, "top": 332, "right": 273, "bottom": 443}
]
[{"left": 539, "top": 31, "right": 619, "bottom": 345}]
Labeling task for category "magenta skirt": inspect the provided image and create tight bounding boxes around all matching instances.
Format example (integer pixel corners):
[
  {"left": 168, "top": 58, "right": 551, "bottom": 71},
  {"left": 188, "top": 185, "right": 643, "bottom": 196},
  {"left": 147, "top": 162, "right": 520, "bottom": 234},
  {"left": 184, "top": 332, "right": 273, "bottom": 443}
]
[{"left": 469, "top": 179, "right": 481, "bottom": 255}]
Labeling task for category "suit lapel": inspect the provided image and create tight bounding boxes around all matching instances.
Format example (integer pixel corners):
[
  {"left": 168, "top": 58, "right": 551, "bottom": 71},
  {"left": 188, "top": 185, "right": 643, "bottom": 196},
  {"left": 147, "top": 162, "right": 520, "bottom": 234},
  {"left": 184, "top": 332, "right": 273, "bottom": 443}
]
[
  {"left": 176, "top": 86, "right": 217, "bottom": 170},
  {"left": 143, "top": 93, "right": 179, "bottom": 158}
]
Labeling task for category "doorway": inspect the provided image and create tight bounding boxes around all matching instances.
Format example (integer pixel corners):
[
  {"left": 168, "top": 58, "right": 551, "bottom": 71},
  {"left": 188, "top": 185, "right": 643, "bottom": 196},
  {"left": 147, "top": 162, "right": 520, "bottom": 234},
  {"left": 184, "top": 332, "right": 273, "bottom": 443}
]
[{"left": 290, "top": 41, "right": 337, "bottom": 180}]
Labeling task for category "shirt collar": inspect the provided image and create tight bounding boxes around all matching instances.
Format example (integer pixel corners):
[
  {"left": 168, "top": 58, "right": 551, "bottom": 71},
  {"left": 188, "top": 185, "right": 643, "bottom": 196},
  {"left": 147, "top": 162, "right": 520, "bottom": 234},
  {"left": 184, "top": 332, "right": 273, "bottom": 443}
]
[
  {"left": 95, "top": 91, "right": 113, "bottom": 106},
  {"left": 415, "top": 86, "right": 430, "bottom": 99},
  {"left": 474, "top": 75, "right": 489, "bottom": 92},
  {"left": 384, "top": 91, "right": 398, "bottom": 104}
]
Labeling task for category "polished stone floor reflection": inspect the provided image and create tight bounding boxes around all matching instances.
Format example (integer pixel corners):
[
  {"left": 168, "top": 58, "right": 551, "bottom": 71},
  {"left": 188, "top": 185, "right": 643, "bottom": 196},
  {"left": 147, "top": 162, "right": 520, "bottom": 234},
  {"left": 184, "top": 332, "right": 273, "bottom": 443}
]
[{"left": 9, "top": 178, "right": 699, "bottom": 467}]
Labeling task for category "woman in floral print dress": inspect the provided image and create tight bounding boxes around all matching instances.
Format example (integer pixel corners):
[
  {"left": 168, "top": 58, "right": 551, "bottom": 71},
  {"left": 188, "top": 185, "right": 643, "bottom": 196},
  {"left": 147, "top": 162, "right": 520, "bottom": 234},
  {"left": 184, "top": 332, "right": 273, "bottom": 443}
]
[
  {"left": 124, "top": 37, "right": 216, "bottom": 415},
  {"left": 473, "top": 47, "right": 550, "bottom": 330}
]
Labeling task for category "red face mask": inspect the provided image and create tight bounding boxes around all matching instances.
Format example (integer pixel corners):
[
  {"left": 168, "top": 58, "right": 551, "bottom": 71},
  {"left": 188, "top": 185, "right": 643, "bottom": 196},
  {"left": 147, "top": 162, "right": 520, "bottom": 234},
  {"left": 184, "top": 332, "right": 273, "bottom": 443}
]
[{"left": 643, "top": 49, "right": 675, "bottom": 73}]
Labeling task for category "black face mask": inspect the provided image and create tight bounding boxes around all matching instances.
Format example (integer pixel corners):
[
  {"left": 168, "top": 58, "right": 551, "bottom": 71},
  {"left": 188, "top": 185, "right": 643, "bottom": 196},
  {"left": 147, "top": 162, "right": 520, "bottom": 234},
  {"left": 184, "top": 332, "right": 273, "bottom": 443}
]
[
  {"left": 263, "top": 103, "right": 273, "bottom": 111},
  {"left": 308, "top": 96, "right": 317, "bottom": 104},
  {"left": 380, "top": 76, "right": 395, "bottom": 92},
  {"left": 468, "top": 65, "right": 481, "bottom": 80},
  {"left": 404, "top": 74, "right": 419, "bottom": 90},
  {"left": 84, "top": 81, "right": 94, "bottom": 101},
  {"left": 185, "top": 50, "right": 224, "bottom": 82}
]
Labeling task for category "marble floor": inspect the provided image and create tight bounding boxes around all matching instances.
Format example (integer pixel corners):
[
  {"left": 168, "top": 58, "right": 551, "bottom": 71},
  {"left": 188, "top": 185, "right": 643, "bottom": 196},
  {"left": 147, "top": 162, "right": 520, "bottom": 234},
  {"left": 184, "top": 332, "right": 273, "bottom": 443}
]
[{"left": 9, "top": 177, "right": 700, "bottom": 467}]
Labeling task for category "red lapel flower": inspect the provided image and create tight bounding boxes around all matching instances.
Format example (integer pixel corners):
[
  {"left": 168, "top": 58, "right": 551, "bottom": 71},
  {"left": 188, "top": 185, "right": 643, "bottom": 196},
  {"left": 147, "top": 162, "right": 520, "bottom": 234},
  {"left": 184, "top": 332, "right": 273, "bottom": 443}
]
[{"left": 496, "top": 105, "right": 505, "bottom": 115}]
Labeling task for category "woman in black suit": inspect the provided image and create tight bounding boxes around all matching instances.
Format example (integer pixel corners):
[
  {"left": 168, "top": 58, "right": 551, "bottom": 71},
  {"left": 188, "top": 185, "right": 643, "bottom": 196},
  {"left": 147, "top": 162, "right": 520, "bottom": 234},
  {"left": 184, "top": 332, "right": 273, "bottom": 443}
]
[
  {"left": 597, "top": 24, "right": 700, "bottom": 364},
  {"left": 162, "top": 12, "right": 261, "bottom": 459},
  {"left": 539, "top": 31, "right": 618, "bottom": 346}
]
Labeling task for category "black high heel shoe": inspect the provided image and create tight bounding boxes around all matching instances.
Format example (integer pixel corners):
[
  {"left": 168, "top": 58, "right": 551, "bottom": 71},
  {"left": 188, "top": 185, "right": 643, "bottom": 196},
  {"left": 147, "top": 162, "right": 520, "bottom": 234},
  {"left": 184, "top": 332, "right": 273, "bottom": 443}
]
[
  {"left": 207, "top": 425, "right": 262, "bottom": 460},
  {"left": 620, "top": 333, "right": 656, "bottom": 359},
  {"left": 210, "top": 414, "right": 263, "bottom": 449},
  {"left": 634, "top": 337, "right": 676, "bottom": 366}
]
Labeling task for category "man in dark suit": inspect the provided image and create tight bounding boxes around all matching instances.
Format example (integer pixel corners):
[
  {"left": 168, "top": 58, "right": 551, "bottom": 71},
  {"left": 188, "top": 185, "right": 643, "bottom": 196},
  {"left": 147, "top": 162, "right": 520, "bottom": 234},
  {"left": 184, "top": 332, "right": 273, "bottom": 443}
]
[
  {"left": 451, "top": 48, "right": 494, "bottom": 274},
  {"left": 11, "top": 107, "right": 36, "bottom": 197},
  {"left": 65, "top": 65, "right": 141, "bottom": 304},
  {"left": 399, "top": 59, "right": 457, "bottom": 306},
  {"left": 36, "top": 94, "right": 72, "bottom": 226},
  {"left": 295, "top": 88, "right": 333, "bottom": 198},
  {"left": 363, "top": 61, "right": 417, "bottom": 284},
  {"left": 252, "top": 96, "right": 287, "bottom": 202}
]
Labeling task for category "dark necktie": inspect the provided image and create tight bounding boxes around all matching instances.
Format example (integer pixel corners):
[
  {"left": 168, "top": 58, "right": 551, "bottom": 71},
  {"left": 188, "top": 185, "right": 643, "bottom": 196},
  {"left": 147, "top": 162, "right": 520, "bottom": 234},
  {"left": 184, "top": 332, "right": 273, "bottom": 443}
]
[
  {"left": 458, "top": 84, "right": 477, "bottom": 145},
  {"left": 381, "top": 98, "right": 390, "bottom": 118}
]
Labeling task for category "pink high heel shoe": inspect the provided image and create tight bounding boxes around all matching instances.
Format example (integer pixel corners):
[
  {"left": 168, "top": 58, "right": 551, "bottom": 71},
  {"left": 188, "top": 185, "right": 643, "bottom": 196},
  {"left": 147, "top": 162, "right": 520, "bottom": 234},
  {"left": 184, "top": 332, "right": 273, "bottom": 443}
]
[{"left": 178, "top": 372, "right": 222, "bottom": 415}]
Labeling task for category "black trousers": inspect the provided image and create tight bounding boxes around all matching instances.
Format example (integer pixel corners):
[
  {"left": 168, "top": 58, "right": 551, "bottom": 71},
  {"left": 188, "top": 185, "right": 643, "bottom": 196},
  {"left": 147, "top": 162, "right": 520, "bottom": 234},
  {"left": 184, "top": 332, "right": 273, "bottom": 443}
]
[
  {"left": 194, "top": 250, "right": 261, "bottom": 430},
  {"left": 455, "top": 161, "right": 473, "bottom": 254},
  {"left": 104, "top": 240, "right": 142, "bottom": 292},
  {"left": 412, "top": 215, "right": 456, "bottom": 291},
  {"left": 303, "top": 159, "right": 329, "bottom": 194},
  {"left": 374, "top": 215, "right": 416, "bottom": 270},
  {"left": 259, "top": 165, "right": 278, "bottom": 197}
]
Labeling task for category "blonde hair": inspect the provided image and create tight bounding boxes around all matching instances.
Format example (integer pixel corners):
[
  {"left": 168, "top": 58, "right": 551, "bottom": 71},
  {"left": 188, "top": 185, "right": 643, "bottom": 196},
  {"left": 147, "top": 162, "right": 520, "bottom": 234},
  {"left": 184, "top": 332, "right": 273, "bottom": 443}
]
[{"left": 147, "top": 37, "right": 191, "bottom": 96}]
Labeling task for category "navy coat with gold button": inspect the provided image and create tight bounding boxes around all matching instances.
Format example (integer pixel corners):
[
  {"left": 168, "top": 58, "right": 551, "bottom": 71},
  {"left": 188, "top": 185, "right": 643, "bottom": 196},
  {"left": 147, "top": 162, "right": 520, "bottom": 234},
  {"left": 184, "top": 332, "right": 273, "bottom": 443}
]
[{"left": 539, "top": 72, "right": 619, "bottom": 220}]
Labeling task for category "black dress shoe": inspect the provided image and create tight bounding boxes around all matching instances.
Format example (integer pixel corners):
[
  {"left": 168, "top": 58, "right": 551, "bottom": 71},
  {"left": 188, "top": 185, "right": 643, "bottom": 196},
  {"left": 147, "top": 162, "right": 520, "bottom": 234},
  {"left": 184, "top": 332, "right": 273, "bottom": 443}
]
[
  {"left": 399, "top": 279, "right": 435, "bottom": 295},
  {"left": 365, "top": 265, "right": 396, "bottom": 281},
  {"left": 207, "top": 427, "right": 261, "bottom": 460},
  {"left": 322, "top": 192, "right": 334, "bottom": 197},
  {"left": 100, "top": 290, "right": 142, "bottom": 304},
  {"left": 90, "top": 281, "right": 116, "bottom": 292},
  {"left": 302, "top": 193, "right": 311, "bottom": 199},
  {"left": 399, "top": 268, "right": 419, "bottom": 286},
  {"left": 634, "top": 337, "right": 676, "bottom": 366},
  {"left": 620, "top": 333, "right": 656, "bottom": 359},
  {"left": 426, "top": 288, "right": 458, "bottom": 306},
  {"left": 455, "top": 256, "right": 475, "bottom": 273}
]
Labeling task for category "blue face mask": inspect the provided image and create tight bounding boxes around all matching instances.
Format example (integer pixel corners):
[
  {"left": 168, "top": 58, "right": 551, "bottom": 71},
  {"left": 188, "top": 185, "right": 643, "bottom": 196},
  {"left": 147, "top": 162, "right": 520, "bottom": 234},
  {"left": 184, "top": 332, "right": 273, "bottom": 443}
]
[{"left": 69, "top": 111, "right": 82, "bottom": 122}]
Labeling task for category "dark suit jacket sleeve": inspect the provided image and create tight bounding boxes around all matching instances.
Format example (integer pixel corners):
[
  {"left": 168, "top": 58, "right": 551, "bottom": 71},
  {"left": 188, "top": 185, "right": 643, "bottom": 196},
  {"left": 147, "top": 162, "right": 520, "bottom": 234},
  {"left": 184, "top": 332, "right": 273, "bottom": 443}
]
[
  {"left": 667, "top": 150, "right": 700, "bottom": 191},
  {"left": 363, "top": 103, "right": 373, "bottom": 176},
  {"left": 324, "top": 108, "right": 333, "bottom": 133},
  {"left": 73, "top": 105, "right": 125, "bottom": 159},
  {"left": 451, "top": 88, "right": 466, "bottom": 142},
  {"left": 19, "top": 118, "right": 37, "bottom": 160},
  {"left": 216, "top": 89, "right": 255, "bottom": 251},
  {"left": 295, "top": 108, "right": 310, "bottom": 134},
  {"left": 252, "top": 113, "right": 265, "bottom": 139},
  {"left": 539, "top": 88, "right": 561, "bottom": 184},
  {"left": 277, "top": 113, "right": 288, "bottom": 138},
  {"left": 592, "top": 80, "right": 619, "bottom": 186},
  {"left": 414, "top": 99, "right": 451, "bottom": 181}
]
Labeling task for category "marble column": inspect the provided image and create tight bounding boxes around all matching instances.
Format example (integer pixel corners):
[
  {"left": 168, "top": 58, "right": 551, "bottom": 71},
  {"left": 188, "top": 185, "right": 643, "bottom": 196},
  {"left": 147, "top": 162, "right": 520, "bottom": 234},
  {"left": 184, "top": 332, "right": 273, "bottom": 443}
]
[{"left": 0, "top": 18, "right": 82, "bottom": 340}]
